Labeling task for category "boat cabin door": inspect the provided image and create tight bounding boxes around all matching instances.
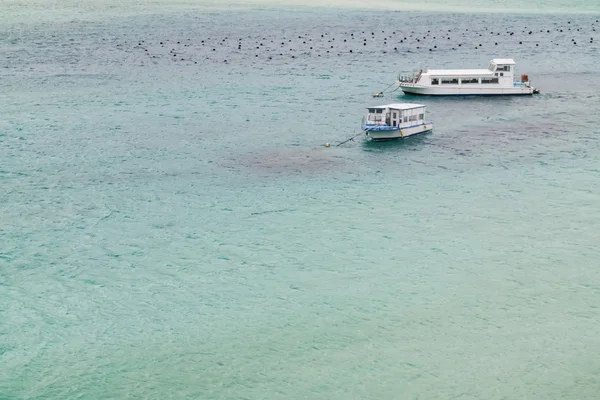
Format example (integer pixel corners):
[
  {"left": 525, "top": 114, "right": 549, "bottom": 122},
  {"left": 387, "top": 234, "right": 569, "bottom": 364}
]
[{"left": 391, "top": 110, "right": 399, "bottom": 127}]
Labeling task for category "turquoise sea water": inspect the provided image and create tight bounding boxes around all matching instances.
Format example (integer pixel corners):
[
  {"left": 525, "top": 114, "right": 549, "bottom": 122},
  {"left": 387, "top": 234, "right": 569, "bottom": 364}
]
[{"left": 2, "top": 2, "right": 600, "bottom": 399}]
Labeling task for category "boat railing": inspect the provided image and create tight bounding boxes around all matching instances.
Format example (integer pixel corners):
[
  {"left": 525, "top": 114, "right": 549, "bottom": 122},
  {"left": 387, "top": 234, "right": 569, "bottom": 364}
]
[
  {"left": 362, "top": 116, "right": 386, "bottom": 130},
  {"left": 514, "top": 73, "right": 531, "bottom": 85},
  {"left": 366, "top": 115, "right": 384, "bottom": 123},
  {"left": 397, "top": 72, "right": 421, "bottom": 84}
]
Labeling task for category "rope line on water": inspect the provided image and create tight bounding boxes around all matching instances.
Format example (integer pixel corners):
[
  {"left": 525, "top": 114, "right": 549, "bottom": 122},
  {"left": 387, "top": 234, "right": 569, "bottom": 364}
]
[
  {"left": 373, "top": 81, "right": 399, "bottom": 97},
  {"left": 335, "top": 131, "right": 364, "bottom": 147}
]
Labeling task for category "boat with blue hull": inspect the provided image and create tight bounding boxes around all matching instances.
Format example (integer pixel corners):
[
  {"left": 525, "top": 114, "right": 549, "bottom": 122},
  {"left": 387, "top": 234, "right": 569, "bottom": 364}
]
[{"left": 362, "top": 103, "right": 433, "bottom": 141}]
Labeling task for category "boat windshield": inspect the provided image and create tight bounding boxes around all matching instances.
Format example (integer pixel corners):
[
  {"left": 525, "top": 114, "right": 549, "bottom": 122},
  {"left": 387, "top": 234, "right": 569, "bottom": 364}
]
[
  {"left": 367, "top": 108, "right": 384, "bottom": 122},
  {"left": 488, "top": 63, "right": 495, "bottom": 71}
]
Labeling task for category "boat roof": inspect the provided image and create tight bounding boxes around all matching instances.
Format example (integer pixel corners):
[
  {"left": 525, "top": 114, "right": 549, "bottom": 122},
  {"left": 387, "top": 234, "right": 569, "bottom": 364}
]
[
  {"left": 425, "top": 68, "right": 494, "bottom": 76},
  {"left": 368, "top": 103, "right": 425, "bottom": 110},
  {"left": 492, "top": 58, "right": 516, "bottom": 64}
]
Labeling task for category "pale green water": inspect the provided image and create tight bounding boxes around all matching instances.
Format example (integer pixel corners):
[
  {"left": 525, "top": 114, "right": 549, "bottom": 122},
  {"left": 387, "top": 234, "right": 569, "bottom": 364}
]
[{"left": 1, "top": 2, "right": 600, "bottom": 399}]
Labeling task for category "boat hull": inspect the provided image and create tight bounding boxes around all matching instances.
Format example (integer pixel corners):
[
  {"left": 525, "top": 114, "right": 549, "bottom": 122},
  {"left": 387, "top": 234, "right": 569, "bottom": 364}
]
[
  {"left": 399, "top": 84, "right": 535, "bottom": 96},
  {"left": 364, "top": 122, "right": 433, "bottom": 141}
]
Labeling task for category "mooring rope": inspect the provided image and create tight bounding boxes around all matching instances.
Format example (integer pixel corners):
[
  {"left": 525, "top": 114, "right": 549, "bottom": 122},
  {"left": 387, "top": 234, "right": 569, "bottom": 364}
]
[
  {"left": 334, "top": 131, "right": 365, "bottom": 147},
  {"left": 373, "top": 81, "right": 399, "bottom": 97}
]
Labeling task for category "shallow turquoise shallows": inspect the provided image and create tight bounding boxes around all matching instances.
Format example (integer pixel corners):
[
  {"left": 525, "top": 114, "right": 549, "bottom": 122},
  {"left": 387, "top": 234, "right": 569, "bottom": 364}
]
[{"left": 1, "top": 2, "right": 600, "bottom": 399}]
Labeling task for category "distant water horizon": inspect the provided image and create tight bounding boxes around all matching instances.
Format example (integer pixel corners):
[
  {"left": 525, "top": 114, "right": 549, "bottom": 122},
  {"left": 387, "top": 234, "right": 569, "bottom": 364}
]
[
  {"left": 0, "top": 0, "right": 599, "bottom": 26},
  {"left": 228, "top": 0, "right": 600, "bottom": 14}
]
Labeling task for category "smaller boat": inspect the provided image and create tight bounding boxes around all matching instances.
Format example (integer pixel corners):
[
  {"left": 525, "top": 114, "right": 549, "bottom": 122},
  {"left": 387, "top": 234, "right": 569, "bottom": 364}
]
[{"left": 362, "top": 103, "right": 433, "bottom": 141}]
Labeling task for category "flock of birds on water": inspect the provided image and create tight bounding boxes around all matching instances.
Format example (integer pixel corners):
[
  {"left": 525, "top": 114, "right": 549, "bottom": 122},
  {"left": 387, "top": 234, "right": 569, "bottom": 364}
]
[{"left": 121, "top": 19, "right": 598, "bottom": 65}]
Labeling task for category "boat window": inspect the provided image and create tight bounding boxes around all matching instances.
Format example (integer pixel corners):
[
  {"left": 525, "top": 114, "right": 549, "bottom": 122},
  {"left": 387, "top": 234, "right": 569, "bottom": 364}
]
[
  {"left": 441, "top": 78, "right": 458, "bottom": 84},
  {"left": 403, "top": 116, "right": 408, "bottom": 122},
  {"left": 418, "top": 113, "right": 424, "bottom": 119},
  {"left": 481, "top": 78, "right": 499, "bottom": 84},
  {"left": 431, "top": 78, "right": 439, "bottom": 85},
  {"left": 489, "top": 63, "right": 495, "bottom": 71},
  {"left": 461, "top": 78, "right": 479, "bottom": 84}
]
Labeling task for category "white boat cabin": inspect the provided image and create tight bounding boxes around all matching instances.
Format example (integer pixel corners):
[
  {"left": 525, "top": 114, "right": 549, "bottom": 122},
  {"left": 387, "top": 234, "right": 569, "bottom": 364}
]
[{"left": 365, "top": 103, "right": 426, "bottom": 128}]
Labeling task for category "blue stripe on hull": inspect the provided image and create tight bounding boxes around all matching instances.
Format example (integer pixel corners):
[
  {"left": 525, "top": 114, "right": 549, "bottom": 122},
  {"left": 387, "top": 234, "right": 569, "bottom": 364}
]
[{"left": 369, "top": 129, "right": 432, "bottom": 141}]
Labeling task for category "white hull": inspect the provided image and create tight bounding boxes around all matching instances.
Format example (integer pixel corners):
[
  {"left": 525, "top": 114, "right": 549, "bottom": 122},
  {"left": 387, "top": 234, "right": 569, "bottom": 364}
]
[
  {"left": 365, "top": 122, "right": 433, "bottom": 141},
  {"left": 399, "top": 83, "right": 534, "bottom": 96}
]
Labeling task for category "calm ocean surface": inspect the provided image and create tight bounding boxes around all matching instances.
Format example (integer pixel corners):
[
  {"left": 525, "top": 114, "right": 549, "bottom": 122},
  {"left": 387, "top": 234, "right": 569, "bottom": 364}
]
[{"left": 1, "top": 1, "right": 600, "bottom": 399}]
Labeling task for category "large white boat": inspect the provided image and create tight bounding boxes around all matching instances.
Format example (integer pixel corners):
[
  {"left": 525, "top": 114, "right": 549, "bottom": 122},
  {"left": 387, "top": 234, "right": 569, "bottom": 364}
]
[
  {"left": 362, "top": 103, "right": 433, "bottom": 141},
  {"left": 397, "top": 58, "right": 539, "bottom": 96}
]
